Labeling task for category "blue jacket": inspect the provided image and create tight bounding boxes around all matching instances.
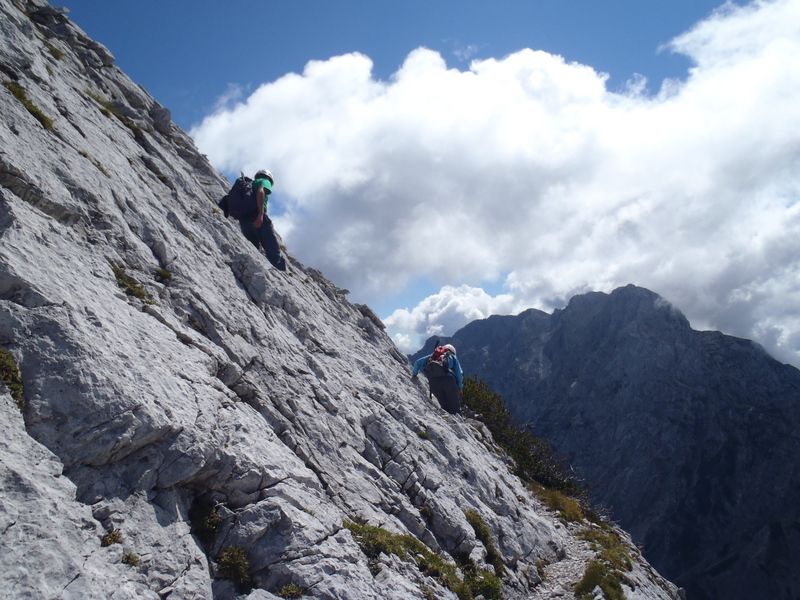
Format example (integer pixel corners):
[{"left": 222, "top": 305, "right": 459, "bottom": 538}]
[{"left": 412, "top": 352, "right": 464, "bottom": 390}]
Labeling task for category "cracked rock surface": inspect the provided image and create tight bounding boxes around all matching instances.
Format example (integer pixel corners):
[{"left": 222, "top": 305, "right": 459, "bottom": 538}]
[{"left": 0, "top": 1, "right": 680, "bottom": 598}]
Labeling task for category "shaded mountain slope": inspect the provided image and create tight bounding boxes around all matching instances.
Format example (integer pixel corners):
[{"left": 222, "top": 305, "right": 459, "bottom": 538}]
[{"left": 413, "top": 284, "right": 800, "bottom": 600}]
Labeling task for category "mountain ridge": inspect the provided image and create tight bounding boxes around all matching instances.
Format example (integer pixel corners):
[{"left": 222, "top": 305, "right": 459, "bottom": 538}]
[
  {"left": 0, "top": 1, "right": 679, "bottom": 599},
  {"left": 412, "top": 283, "right": 800, "bottom": 600}
]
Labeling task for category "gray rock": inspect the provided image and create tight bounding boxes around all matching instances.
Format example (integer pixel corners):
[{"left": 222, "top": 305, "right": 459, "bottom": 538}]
[{"left": 0, "top": 2, "right": 680, "bottom": 599}]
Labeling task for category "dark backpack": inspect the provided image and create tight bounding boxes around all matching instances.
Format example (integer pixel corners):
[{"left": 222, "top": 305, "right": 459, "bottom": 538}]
[
  {"left": 218, "top": 175, "right": 256, "bottom": 219},
  {"left": 423, "top": 345, "right": 452, "bottom": 379}
]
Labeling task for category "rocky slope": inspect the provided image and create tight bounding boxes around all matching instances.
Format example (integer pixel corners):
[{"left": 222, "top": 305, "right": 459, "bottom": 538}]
[
  {"left": 413, "top": 285, "right": 800, "bottom": 600},
  {"left": 0, "top": 1, "right": 681, "bottom": 599}
]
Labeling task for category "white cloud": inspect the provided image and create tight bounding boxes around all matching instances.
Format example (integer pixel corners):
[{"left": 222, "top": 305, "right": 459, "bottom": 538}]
[
  {"left": 192, "top": 0, "right": 800, "bottom": 366},
  {"left": 212, "top": 83, "right": 247, "bottom": 113},
  {"left": 383, "top": 285, "right": 519, "bottom": 352}
]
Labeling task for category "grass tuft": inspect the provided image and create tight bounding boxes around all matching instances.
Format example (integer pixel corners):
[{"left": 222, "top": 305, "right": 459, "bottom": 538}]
[
  {"left": 278, "top": 583, "right": 303, "bottom": 598},
  {"left": 101, "top": 529, "right": 122, "bottom": 547},
  {"left": 533, "top": 485, "right": 585, "bottom": 523},
  {"left": 0, "top": 349, "right": 24, "bottom": 411},
  {"left": 77, "top": 149, "right": 110, "bottom": 177},
  {"left": 4, "top": 81, "right": 53, "bottom": 130},
  {"left": 464, "top": 509, "right": 505, "bottom": 576},
  {"left": 110, "top": 262, "right": 152, "bottom": 302},
  {"left": 574, "top": 527, "right": 634, "bottom": 600},
  {"left": 344, "top": 519, "right": 503, "bottom": 599},
  {"left": 46, "top": 43, "right": 64, "bottom": 60},
  {"left": 122, "top": 552, "right": 140, "bottom": 567},
  {"left": 218, "top": 546, "right": 251, "bottom": 589},
  {"left": 189, "top": 500, "right": 223, "bottom": 546},
  {"left": 579, "top": 527, "right": 633, "bottom": 572},
  {"left": 86, "top": 90, "right": 147, "bottom": 145},
  {"left": 575, "top": 559, "right": 624, "bottom": 600}
]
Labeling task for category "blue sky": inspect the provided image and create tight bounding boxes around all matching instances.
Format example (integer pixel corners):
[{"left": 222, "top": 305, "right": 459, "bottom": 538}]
[
  {"left": 58, "top": 1, "right": 800, "bottom": 365},
  {"left": 61, "top": 1, "right": 722, "bottom": 129}
]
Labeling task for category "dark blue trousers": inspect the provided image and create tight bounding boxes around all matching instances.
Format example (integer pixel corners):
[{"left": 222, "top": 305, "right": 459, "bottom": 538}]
[
  {"left": 238, "top": 216, "right": 286, "bottom": 271},
  {"left": 428, "top": 375, "right": 461, "bottom": 414}
]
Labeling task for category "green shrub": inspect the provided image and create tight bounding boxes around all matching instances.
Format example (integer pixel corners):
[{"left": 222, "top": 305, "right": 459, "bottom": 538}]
[
  {"left": 575, "top": 559, "right": 624, "bottom": 600},
  {"left": 122, "top": 552, "right": 140, "bottom": 567},
  {"left": 155, "top": 267, "right": 172, "bottom": 282},
  {"left": 0, "top": 349, "right": 24, "bottom": 411},
  {"left": 579, "top": 528, "right": 633, "bottom": 572},
  {"left": 218, "top": 546, "right": 250, "bottom": 588},
  {"left": 464, "top": 565, "right": 503, "bottom": 600},
  {"left": 344, "top": 520, "right": 503, "bottom": 599},
  {"left": 533, "top": 485, "right": 585, "bottom": 523},
  {"left": 464, "top": 509, "right": 505, "bottom": 576},
  {"left": 110, "top": 262, "right": 152, "bottom": 302},
  {"left": 3, "top": 81, "right": 53, "bottom": 130},
  {"left": 419, "top": 584, "right": 436, "bottom": 600},
  {"left": 189, "top": 501, "right": 223, "bottom": 546},
  {"left": 574, "top": 528, "right": 633, "bottom": 600},
  {"left": 278, "top": 583, "right": 303, "bottom": 598},
  {"left": 462, "top": 378, "right": 579, "bottom": 495},
  {"left": 101, "top": 529, "right": 122, "bottom": 546},
  {"left": 417, "top": 428, "right": 430, "bottom": 440}
]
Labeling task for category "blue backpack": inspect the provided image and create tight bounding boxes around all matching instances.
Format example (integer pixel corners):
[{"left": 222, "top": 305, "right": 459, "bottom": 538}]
[{"left": 218, "top": 175, "right": 256, "bottom": 219}]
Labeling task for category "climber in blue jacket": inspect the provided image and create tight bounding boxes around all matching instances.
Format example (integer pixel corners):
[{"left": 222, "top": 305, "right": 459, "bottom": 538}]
[{"left": 411, "top": 344, "right": 463, "bottom": 415}]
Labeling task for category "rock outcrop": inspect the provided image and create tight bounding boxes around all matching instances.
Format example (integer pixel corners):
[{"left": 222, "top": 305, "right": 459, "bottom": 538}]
[
  {"left": 0, "top": 1, "right": 680, "bottom": 598},
  {"left": 413, "top": 285, "right": 800, "bottom": 600}
]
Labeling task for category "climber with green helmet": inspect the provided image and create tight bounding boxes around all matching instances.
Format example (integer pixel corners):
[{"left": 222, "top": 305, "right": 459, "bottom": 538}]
[{"left": 237, "top": 169, "right": 287, "bottom": 271}]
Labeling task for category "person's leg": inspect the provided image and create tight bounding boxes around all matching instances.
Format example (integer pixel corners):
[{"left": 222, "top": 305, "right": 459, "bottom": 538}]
[
  {"left": 430, "top": 378, "right": 460, "bottom": 414},
  {"left": 439, "top": 378, "right": 461, "bottom": 414},
  {"left": 238, "top": 218, "right": 260, "bottom": 248},
  {"left": 258, "top": 218, "right": 287, "bottom": 271}
]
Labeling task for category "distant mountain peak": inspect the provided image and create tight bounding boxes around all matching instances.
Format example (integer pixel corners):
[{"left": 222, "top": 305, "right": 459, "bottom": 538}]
[{"left": 421, "top": 284, "right": 800, "bottom": 600}]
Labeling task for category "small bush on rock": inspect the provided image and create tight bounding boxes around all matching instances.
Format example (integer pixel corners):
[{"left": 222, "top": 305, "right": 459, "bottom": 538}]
[
  {"left": 278, "top": 583, "right": 303, "bottom": 598},
  {"left": 110, "top": 262, "right": 152, "bottom": 302},
  {"left": 122, "top": 552, "right": 140, "bottom": 567},
  {"left": 579, "top": 527, "right": 633, "bottom": 572},
  {"left": 218, "top": 546, "right": 250, "bottom": 588},
  {"left": 344, "top": 519, "right": 503, "bottom": 599},
  {"left": 464, "top": 509, "right": 505, "bottom": 576},
  {"left": 3, "top": 81, "right": 53, "bottom": 130},
  {"left": 101, "top": 529, "right": 122, "bottom": 546},
  {"left": 462, "top": 378, "right": 579, "bottom": 495},
  {"left": 575, "top": 559, "right": 624, "bottom": 600},
  {"left": 189, "top": 500, "right": 223, "bottom": 546},
  {"left": 0, "top": 349, "right": 24, "bottom": 411},
  {"left": 533, "top": 485, "right": 585, "bottom": 523}
]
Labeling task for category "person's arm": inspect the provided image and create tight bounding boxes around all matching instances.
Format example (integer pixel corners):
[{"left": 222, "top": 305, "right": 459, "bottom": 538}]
[
  {"left": 411, "top": 354, "right": 430, "bottom": 378},
  {"left": 253, "top": 186, "right": 265, "bottom": 227},
  {"left": 451, "top": 356, "right": 464, "bottom": 390}
]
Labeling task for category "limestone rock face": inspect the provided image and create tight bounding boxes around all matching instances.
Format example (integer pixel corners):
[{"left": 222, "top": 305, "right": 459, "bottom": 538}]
[
  {"left": 413, "top": 285, "right": 800, "bottom": 600},
  {"left": 0, "top": 1, "right": 679, "bottom": 598}
]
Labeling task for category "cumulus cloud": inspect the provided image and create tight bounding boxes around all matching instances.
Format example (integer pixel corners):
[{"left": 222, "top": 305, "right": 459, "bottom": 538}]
[
  {"left": 192, "top": 0, "right": 800, "bottom": 365},
  {"left": 383, "top": 285, "right": 519, "bottom": 352}
]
